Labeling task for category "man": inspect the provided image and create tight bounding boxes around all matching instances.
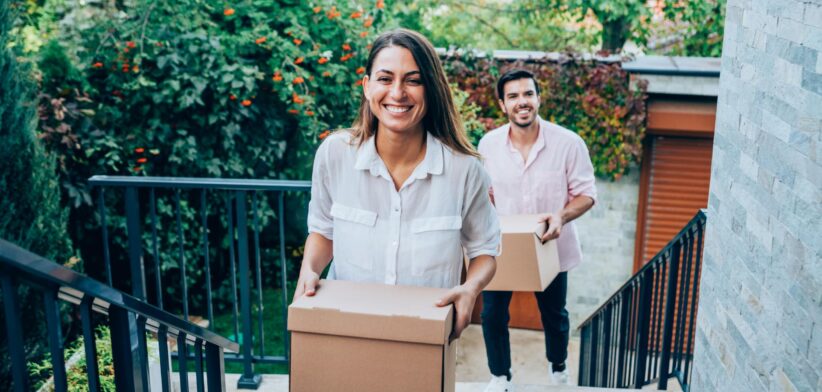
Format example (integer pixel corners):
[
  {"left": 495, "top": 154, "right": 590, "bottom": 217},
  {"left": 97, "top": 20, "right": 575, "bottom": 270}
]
[{"left": 478, "top": 69, "right": 597, "bottom": 391}]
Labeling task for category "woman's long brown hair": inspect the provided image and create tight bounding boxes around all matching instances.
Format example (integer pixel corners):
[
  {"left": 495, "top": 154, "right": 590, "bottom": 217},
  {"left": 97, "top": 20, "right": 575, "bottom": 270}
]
[{"left": 350, "top": 28, "right": 479, "bottom": 158}]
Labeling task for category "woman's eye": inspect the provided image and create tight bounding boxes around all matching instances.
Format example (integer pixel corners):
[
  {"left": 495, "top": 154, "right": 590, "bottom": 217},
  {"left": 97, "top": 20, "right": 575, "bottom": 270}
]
[
  {"left": 378, "top": 77, "right": 392, "bottom": 83},
  {"left": 407, "top": 79, "right": 422, "bottom": 85}
]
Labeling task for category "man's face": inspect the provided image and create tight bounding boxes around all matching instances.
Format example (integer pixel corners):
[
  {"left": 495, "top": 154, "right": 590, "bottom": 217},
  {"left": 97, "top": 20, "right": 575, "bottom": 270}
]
[{"left": 498, "top": 78, "right": 540, "bottom": 128}]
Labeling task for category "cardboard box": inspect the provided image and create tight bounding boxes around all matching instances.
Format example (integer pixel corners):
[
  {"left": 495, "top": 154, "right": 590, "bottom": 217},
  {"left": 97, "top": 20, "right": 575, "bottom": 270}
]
[
  {"left": 480, "top": 214, "right": 560, "bottom": 292},
  {"left": 288, "top": 279, "right": 456, "bottom": 392}
]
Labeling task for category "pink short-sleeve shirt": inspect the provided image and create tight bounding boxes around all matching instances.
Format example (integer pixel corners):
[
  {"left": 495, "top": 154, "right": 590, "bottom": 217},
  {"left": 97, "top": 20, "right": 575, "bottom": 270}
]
[{"left": 478, "top": 118, "right": 597, "bottom": 272}]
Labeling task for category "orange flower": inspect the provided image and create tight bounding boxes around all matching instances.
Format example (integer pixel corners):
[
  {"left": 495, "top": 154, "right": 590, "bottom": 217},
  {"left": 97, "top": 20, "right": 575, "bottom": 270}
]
[
  {"left": 318, "top": 57, "right": 329, "bottom": 64},
  {"left": 122, "top": 65, "right": 130, "bottom": 73},
  {"left": 132, "top": 65, "right": 140, "bottom": 73},
  {"left": 322, "top": 71, "right": 332, "bottom": 77},
  {"left": 319, "top": 130, "right": 331, "bottom": 139},
  {"left": 272, "top": 72, "right": 283, "bottom": 82},
  {"left": 293, "top": 38, "right": 302, "bottom": 45},
  {"left": 342, "top": 43, "right": 351, "bottom": 51},
  {"left": 229, "top": 94, "right": 237, "bottom": 101},
  {"left": 133, "top": 166, "right": 143, "bottom": 172},
  {"left": 340, "top": 53, "right": 353, "bottom": 62},
  {"left": 377, "top": 0, "right": 385, "bottom": 9},
  {"left": 241, "top": 99, "right": 252, "bottom": 107},
  {"left": 288, "top": 109, "right": 300, "bottom": 114},
  {"left": 92, "top": 62, "right": 104, "bottom": 68},
  {"left": 305, "top": 110, "right": 315, "bottom": 116},
  {"left": 313, "top": 6, "right": 321, "bottom": 13},
  {"left": 294, "top": 57, "right": 304, "bottom": 65},
  {"left": 136, "top": 157, "right": 148, "bottom": 164},
  {"left": 363, "top": 17, "right": 373, "bottom": 27},
  {"left": 126, "top": 41, "right": 136, "bottom": 49},
  {"left": 355, "top": 79, "right": 363, "bottom": 86},
  {"left": 293, "top": 76, "right": 305, "bottom": 84},
  {"left": 134, "top": 147, "right": 145, "bottom": 153},
  {"left": 255, "top": 36, "right": 267, "bottom": 44},
  {"left": 356, "top": 66, "right": 365, "bottom": 74},
  {"left": 350, "top": 11, "right": 362, "bottom": 19},
  {"left": 326, "top": 6, "right": 340, "bottom": 19},
  {"left": 223, "top": 8, "right": 235, "bottom": 16},
  {"left": 292, "top": 92, "right": 304, "bottom": 104},
  {"left": 360, "top": 31, "right": 368, "bottom": 38}
]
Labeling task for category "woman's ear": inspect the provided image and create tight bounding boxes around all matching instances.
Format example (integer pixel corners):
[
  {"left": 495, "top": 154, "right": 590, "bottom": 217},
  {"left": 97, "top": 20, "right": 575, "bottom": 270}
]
[{"left": 362, "top": 76, "right": 370, "bottom": 99}]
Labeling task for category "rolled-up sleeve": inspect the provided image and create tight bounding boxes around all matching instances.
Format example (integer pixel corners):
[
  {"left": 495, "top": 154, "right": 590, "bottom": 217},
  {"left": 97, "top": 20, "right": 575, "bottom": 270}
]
[
  {"left": 566, "top": 138, "right": 598, "bottom": 205},
  {"left": 307, "top": 141, "right": 333, "bottom": 239},
  {"left": 461, "top": 160, "right": 501, "bottom": 259}
]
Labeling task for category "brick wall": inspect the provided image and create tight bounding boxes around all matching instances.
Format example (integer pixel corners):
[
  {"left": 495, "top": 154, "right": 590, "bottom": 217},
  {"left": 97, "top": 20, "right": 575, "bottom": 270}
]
[
  {"left": 692, "top": 0, "right": 822, "bottom": 390},
  {"left": 569, "top": 168, "right": 640, "bottom": 331}
]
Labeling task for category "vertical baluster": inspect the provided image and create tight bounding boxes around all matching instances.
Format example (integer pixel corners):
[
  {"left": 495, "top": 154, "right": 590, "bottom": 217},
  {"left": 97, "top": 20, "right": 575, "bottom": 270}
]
[
  {"left": 617, "top": 291, "right": 629, "bottom": 388},
  {"left": 98, "top": 187, "right": 113, "bottom": 286},
  {"left": 150, "top": 188, "right": 163, "bottom": 309},
  {"left": 278, "top": 191, "right": 290, "bottom": 359},
  {"left": 175, "top": 190, "right": 189, "bottom": 321},
  {"left": 157, "top": 325, "right": 171, "bottom": 392},
  {"left": 205, "top": 343, "right": 227, "bottom": 392},
  {"left": 658, "top": 240, "right": 681, "bottom": 390},
  {"left": 252, "top": 191, "right": 265, "bottom": 356},
  {"left": 80, "top": 296, "right": 101, "bottom": 392},
  {"left": 676, "top": 231, "right": 695, "bottom": 376},
  {"left": 202, "top": 189, "right": 214, "bottom": 327},
  {"left": 227, "top": 193, "right": 240, "bottom": 341},
  {"left": 578, "top": 325, "right": 587, "bottom": 386},
  {"left": 43, "top": 287, "right": 68, "bottom": 392},
  {"left": 178, "top": 332, "right": 189, "bottom": 392},
  {"left": 125, "top": 187, "right": 146, "bottom": 300},
  {"left": 589, "top": 314, "right": 599, "bottom": 387},
  {"left": 194, "top": 339, "right": 205, "bottom": 392},
  {"left": 601, "top": 306, "right": 612, "bottom": 387},
  {"left": 1, "top": 276, "right": 28, "bottom": 392},
  {"left": 634, "top": 270, "right": 652, "bottom": 388},
  {"left": 236, "top": 190, "right": 262, "bottom": 388},
  {"left": 135, "top": 316, "right": 149, "bottom": 392},
  {"left": 651, "top": 263, "right": 664, "bottom": 380},
  {"left": 110, "top": 305, "right": 143, "bottom": 392}
]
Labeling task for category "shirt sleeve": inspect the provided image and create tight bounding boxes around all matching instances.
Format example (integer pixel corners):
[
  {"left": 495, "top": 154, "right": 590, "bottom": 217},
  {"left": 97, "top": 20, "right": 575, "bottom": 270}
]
[
  {"left": 306, "top": 140, "right": 333, "bottom": 239},
  {"left": 461, "top": 159, "right": 501, "bottom": 259},
  {"left": 566, "top": 137, "right": 598, "bottom": 205}
]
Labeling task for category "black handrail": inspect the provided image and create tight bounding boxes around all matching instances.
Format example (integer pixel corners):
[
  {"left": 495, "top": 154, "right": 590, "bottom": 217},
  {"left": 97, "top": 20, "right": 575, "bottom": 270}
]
[
  {"left": 0, "top": 239, "right": 238, "bottom": 392},
  {"left": 577, "top": 209, "right": 707, "bottom": 391},
  {"left": 88, "top": 175, "right": 312, "bottom": 389}
]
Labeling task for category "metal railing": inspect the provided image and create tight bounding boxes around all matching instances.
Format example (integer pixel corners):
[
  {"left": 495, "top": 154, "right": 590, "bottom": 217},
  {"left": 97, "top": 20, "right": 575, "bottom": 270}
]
[
  {"left": 88, "top": 175, "right": 311, "bottom": 389},
  {"left": 0, "top": 239, "right": 239, "bottom": 392},
  {"left": 577, "top": 209, "right": 707, "bottom": 391}
]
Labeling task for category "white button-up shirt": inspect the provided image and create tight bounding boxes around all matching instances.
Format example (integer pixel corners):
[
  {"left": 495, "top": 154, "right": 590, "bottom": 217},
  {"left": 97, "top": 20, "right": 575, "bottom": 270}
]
[
  {"left": 479, "top": 118, "right": 597, "bottom": 272},
  {"left": 307, "top": 131, "right": 500, "bottom": 289}
]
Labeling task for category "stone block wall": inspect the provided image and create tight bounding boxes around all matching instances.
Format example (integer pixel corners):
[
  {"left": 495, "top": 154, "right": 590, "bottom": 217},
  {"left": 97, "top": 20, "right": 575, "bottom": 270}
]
[
  {"left": 692, "top": 0, "right": 822, "bottom": 390},
  {"left": 569, "top": 169, "right": 640, "bottom": 331}
]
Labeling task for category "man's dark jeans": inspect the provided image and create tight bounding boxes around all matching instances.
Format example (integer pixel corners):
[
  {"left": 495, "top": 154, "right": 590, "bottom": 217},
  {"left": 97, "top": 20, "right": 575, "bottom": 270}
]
[{"left": 481, "top": 272, "right": 569, "bottom": 379}]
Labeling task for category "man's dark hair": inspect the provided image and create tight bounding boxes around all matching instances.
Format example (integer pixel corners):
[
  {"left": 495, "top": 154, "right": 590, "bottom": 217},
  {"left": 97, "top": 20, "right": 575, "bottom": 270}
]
[{"left": 496, "top": 69, "right": 540, "bottom": 100}]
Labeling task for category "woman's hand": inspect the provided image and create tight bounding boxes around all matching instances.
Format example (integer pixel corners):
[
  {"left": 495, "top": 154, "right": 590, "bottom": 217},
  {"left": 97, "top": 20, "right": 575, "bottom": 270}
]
[
  {"left": 293, "top": 268, "right": 321, "bottom": 301},
  {"left": 436, "top": 283, "right": 481, "bottom": 339}
]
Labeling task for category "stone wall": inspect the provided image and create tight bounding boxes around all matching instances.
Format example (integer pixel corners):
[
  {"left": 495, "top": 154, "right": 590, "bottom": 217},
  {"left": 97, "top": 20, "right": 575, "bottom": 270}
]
[
  {"left": 568, "top": 168, "right": 640, "bottom": 332},
  {"left": 692, "top": 0, "right": 822, "bottom": 390}
]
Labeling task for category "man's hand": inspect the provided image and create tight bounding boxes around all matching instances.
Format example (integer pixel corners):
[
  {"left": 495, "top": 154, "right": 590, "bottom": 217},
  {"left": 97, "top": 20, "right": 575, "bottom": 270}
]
[
  {"left": 435, "top": 283, "right": 480, "bottom": 339},
  {"left": 539, "top": 213, "right": 564, "bottom": 243},
  {"left": 293, "top": 268, "right": 320, "bottom": 301}
]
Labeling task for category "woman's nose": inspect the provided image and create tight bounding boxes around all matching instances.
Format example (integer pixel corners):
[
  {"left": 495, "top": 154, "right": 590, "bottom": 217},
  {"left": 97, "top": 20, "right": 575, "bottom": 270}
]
[{"left": 389, "top": 82, "right": 405, "bottom": 99}]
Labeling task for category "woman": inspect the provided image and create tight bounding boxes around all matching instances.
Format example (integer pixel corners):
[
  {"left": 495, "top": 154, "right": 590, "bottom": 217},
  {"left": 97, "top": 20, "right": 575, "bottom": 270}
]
[{"left": 293, "top": 29, "right": 499, "bottom": 338}]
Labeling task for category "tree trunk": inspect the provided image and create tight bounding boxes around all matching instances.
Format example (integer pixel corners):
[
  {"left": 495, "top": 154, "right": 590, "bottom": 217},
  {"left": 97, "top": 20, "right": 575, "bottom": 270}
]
[{"left": 601, "top": 17, "right": 630, "bottom": 53}]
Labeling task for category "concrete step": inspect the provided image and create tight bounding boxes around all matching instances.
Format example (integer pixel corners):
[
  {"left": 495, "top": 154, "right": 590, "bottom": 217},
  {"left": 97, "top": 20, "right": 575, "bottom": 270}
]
[{"left": 172, "top": 374, "right": 654, "bottom": 391}]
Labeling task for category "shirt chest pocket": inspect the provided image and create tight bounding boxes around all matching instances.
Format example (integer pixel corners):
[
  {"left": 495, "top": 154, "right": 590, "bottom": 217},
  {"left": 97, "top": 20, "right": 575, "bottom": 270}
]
[
  {"left": 330, "top": 203, "right": 377, "bottom": 270},
  {"left": 410, "top": 216, "right": 462, "bottom": 276}
]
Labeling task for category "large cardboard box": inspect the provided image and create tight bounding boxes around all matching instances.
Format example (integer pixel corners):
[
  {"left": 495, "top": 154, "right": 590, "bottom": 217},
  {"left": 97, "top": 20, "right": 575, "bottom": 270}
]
[
  {"left": 481, "top": 214, "right": 560, "bottom": 292},
  {"left": 288, "top": 279, "right": 456, "bottom": 392}
]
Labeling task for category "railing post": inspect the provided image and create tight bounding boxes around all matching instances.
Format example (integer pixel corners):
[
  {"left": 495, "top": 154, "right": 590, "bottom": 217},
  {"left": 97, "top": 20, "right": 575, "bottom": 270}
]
[
  {"left": 43, "top": 287, "right": 68, "bottom": 392},
  {"left": 236, "top": 190, "right": 262, "bottom": 389},
  {"left": 1, "top": 275, "right": 28, "bottom": 392},
  {"left": 109, "top": 305, "right": 144, "bottom": 392},
  {"left": 658, "top": 239, "right": 682, "bottom": 389},
  {"left": 634, "top": 268, "right": 653, "bottom": 388},
  {"left": 124, "top": 187, "right": 146, "bottom": 299}
]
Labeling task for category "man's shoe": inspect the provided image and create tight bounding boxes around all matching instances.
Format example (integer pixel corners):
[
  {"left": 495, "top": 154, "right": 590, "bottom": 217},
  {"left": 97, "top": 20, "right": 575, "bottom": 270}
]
[
  {"left": 484, "top": 375, "right": 514, "bottom": 392},
  {"left": 550, "top": 368, "right": 570, "bottom": 385}
]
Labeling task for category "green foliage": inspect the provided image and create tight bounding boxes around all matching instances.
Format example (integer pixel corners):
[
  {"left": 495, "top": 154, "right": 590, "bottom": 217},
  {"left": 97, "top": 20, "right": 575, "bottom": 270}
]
[
  {"left": 29, "top": 326, "right": 116, "bottom": 392},
  {"left": 658, "top": 0, "right": 726, "bottom": 57},
  {"left": 446, "top": 53, "right": 648, "bottom": 180}
]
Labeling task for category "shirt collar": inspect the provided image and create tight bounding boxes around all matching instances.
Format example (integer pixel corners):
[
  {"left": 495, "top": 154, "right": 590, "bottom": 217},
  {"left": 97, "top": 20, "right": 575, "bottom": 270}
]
[
  {"left": 505, "top": 117, "right": 547, "bottom": 157},
  {"left": 354, "top": 132, "right": 444, "bottom": 178}
]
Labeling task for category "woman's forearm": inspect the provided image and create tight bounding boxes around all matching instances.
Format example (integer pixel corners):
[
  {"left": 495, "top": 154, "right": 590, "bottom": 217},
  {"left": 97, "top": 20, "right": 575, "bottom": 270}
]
[
  {"left": 463, "top": 254, "right": 496, "bottom": 295},
  {"left": 301, "top": 233, "right": 333, "bottom": 275}
]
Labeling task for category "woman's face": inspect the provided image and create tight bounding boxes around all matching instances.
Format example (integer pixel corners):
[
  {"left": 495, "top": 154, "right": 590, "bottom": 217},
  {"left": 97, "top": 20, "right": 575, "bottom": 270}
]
[{"left": 363, "top": 46, "right": 427, "bottom": 136}]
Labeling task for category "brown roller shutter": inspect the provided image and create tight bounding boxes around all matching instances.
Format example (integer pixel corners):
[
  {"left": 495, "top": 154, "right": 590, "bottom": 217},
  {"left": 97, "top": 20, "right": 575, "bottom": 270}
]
[{"left": 635, "top": 136, "right": 713, "bottom": 270}]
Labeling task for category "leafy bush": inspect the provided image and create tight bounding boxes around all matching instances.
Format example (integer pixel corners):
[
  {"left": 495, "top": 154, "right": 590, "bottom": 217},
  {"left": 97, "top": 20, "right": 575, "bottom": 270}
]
[
  {"left": 29, "top": 326, "right": 116, "bottom": 392},
  {"left": 445, "top": 53, "right": 647, "bottom": 180}
]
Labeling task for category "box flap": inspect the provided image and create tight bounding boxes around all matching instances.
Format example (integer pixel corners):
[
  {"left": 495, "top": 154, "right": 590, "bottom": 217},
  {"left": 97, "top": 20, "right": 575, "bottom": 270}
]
[
  {"left": 288, "top": 280, "right": 454, "bottom": 345},
  {"left": 500, "top": 214, "right": 545, "bottom": 235}
]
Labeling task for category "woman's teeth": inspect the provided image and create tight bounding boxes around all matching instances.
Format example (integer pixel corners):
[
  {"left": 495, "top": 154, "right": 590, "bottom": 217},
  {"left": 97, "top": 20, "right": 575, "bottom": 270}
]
[{"left": 385, "top": 105, "right": 411, "bottom": 113}]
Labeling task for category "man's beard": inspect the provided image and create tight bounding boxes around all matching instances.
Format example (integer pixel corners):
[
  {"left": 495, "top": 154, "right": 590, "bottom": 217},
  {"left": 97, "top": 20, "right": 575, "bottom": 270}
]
[{"left": 509, "top": 111, "right": 535, "bottom": 128}]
